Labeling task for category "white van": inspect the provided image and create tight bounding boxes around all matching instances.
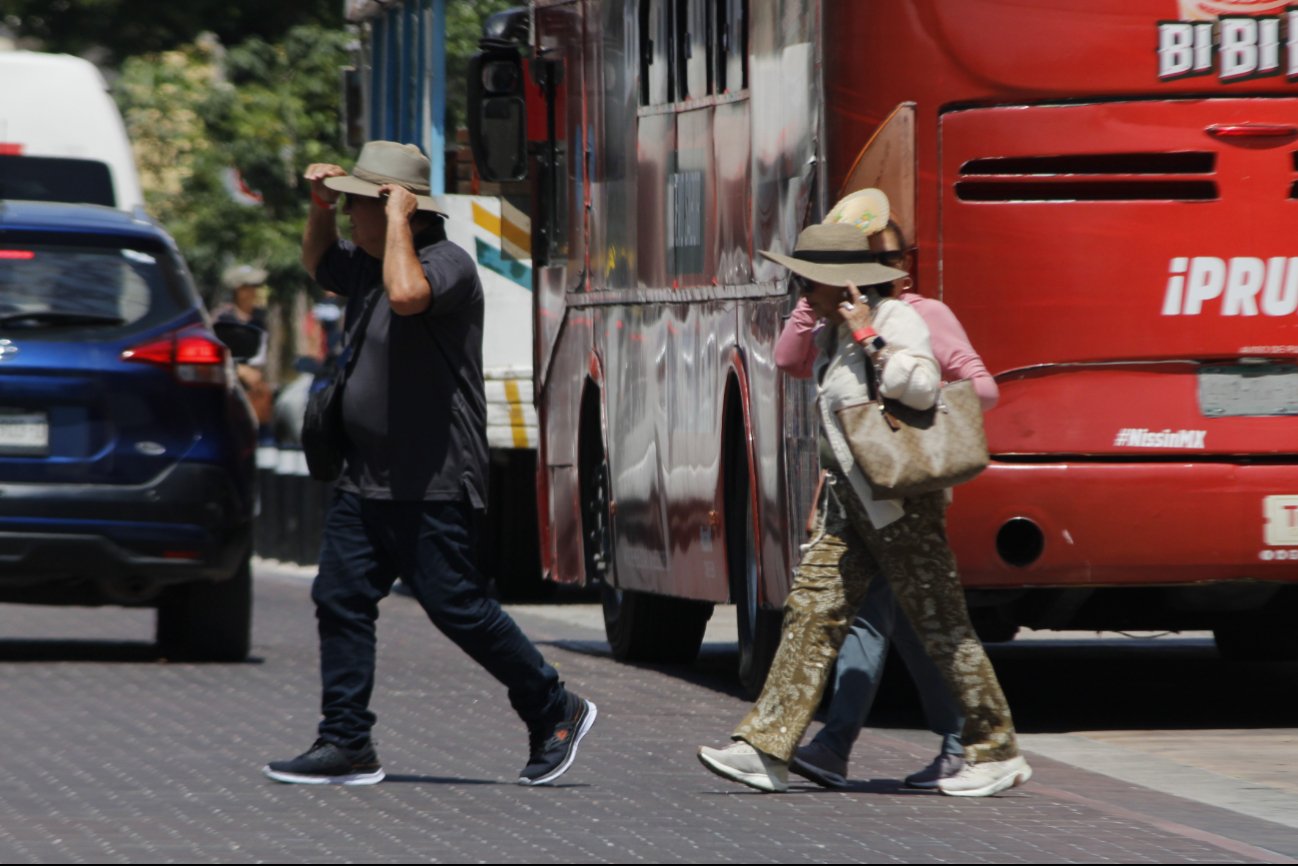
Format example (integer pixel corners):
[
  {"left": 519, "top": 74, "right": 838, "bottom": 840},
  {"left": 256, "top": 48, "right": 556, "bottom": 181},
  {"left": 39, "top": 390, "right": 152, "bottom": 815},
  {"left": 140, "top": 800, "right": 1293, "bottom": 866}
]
[{"left": 0, "top": 51, "right": 144, "bottom": 211}]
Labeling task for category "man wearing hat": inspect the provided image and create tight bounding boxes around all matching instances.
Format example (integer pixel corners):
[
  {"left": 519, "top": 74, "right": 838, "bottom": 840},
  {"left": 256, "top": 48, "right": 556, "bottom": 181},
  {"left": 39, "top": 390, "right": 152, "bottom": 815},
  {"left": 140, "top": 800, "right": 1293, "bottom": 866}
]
[{"left": 263, "top": 141, "right": 596, "bottom": 787}]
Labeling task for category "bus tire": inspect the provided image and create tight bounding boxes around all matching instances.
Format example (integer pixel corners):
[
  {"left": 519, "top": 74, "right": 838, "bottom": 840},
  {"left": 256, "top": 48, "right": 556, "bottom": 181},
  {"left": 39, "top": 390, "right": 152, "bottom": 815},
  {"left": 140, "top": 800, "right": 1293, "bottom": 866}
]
[
  {"left": 601, "top": 585, "right": 713, "bottom": 663},
  {"left": 725, "top": 399, "right": 781, "bottom": 698}
]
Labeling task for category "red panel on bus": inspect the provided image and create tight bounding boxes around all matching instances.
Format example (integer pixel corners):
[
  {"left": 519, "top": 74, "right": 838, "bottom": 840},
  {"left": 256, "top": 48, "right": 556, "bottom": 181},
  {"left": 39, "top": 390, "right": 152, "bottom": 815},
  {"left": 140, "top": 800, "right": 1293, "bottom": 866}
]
[{"left": 940, "top": 99, "right": 1298, "bottom": 377}]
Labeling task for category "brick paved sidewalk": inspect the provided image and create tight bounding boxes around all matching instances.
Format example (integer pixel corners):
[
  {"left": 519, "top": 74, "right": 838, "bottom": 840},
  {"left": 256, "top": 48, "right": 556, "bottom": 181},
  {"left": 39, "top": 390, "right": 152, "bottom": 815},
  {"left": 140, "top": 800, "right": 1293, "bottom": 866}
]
[{"left": 0, "top": 566, "right": 1294, "bottom": 864}]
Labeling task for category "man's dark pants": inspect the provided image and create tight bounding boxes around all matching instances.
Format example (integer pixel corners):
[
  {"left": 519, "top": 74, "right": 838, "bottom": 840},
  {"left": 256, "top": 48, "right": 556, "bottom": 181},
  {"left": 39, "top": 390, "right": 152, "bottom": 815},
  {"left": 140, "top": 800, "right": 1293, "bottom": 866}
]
[{"left": 312, "top": 489, "right": 565, "bottom": 749}]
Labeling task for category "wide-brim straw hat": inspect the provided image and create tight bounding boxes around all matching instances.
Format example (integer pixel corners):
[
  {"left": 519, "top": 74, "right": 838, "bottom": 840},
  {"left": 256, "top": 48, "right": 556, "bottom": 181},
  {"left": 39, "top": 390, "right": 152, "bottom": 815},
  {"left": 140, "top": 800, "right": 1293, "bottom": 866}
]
[
  {"left": 324, "top": 140, "right": 447, "bottom": 215},
  {"left": 760, "top": 222, "right": 907, "bottom": 287},
  {"left": 824, "top": 188, "right": 891, "bottom": 237}
]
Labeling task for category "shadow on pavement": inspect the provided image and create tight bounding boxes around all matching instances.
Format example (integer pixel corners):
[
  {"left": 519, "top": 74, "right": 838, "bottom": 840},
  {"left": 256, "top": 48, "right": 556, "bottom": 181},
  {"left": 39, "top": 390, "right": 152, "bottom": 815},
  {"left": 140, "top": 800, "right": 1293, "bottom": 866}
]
[
  {"left": 873, "top": 638, "right": 1298, "bottom": 734},
  {"left": 537, "top": 637, "right": 752, "bottom": 702},
  {"left": 381, "top": 774, "right": 509, "bottom": 786},
  {"left": 543, "top": 631, "right": 1298, "bottom": 734}
]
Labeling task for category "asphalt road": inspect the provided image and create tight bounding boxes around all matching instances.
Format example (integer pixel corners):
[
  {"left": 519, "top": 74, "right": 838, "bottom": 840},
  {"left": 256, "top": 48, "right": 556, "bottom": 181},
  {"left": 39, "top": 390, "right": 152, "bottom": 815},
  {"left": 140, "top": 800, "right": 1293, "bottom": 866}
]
[{"left": 0, "top": 559, "right": 1294, "bottom": 863}]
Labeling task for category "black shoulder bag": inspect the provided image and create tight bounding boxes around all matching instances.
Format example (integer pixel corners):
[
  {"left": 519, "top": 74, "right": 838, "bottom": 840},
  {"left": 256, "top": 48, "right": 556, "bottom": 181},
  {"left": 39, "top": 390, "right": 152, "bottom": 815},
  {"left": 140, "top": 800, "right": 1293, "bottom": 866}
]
[{"left": 300, "top": 288, "right": 383, "bottom": 482}]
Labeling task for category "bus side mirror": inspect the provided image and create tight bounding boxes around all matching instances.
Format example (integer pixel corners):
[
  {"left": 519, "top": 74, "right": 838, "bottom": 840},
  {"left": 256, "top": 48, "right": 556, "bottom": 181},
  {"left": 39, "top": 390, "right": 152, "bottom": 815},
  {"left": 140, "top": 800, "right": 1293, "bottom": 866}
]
[{"left": 468, "top": 42, "right": 527, "bottom": 182}]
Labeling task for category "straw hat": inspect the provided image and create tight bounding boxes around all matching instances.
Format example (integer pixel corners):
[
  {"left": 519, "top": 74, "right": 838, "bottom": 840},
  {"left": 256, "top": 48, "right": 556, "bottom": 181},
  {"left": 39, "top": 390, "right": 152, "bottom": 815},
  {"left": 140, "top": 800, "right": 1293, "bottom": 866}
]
[
  {"left": 759, "top": 222, "right": 908, "bottom": 288},
  {"left": 323, "top": 140, "right": 446, "bottom": 215},
  {"left": 824, "top": 188, "right": 891, "bottom": 236}
]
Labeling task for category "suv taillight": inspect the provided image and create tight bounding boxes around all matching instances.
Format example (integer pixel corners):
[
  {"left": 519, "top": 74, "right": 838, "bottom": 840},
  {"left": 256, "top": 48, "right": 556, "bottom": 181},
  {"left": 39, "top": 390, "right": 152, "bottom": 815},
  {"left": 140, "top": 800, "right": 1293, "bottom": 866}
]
[{"left": 122, "top": 329, "right": 231, "bottom": 386}]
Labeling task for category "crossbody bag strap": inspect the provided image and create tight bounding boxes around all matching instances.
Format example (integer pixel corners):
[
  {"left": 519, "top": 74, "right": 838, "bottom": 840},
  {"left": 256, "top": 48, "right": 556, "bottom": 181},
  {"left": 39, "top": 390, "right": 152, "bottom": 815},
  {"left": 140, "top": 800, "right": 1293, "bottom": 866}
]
[{"left": 338, "top": 287, "right": 384, "bottom": 378}]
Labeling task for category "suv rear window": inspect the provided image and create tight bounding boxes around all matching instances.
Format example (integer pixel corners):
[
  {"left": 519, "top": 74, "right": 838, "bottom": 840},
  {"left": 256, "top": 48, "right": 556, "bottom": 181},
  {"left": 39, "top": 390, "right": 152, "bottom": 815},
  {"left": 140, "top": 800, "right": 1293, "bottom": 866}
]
[
  {"left": 0, "top": 155, "right": 116, "bottom": 207},
  {"left": 0, "top": 239, "right": 189, "bottom": 332}
]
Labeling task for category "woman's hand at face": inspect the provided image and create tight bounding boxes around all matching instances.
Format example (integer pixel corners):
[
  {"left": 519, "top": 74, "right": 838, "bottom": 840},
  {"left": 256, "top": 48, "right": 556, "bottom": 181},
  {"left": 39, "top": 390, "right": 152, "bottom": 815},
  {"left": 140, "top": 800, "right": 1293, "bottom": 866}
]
[{"left": 835, "top": 282, "right": 874, "bottom": 330}]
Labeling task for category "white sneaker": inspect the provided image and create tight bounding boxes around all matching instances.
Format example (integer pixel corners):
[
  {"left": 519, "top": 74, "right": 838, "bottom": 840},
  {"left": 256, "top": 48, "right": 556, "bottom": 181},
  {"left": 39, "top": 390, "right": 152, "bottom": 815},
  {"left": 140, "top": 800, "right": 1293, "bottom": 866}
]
[
  {"left": 697, "top": 742, "right": 789, "bottom": 793},
  {"left": 937, "top": 755, "right": 1032, "bottom": 797}
]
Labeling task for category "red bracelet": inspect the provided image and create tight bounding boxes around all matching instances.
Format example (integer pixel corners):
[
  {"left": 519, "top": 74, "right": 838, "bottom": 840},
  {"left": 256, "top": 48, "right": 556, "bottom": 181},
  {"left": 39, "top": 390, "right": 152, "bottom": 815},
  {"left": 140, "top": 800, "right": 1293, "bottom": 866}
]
[
  {"left": 853, "top": 327, "right": 878, "bottom": 345},
  {"left": 311, "top": 191, "right": 336, "bottom": 211}
]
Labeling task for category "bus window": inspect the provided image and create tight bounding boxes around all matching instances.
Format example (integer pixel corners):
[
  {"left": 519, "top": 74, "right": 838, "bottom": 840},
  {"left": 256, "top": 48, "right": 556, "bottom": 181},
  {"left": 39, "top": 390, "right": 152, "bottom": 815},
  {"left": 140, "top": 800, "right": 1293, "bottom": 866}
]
[
  {"left": 713, "top": 0, "right": 747, "bottom": 94},
  {"left": 640, "top": 0, "right": 674, "bottom": 105},
  {"left": 676, "top": 0, "right": 709, "bottom": 101}
]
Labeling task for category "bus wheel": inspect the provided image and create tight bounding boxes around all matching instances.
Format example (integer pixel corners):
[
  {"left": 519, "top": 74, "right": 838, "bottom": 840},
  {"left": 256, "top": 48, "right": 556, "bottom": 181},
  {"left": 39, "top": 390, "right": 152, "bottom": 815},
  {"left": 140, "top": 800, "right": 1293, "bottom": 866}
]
[
  {"left": 726, "top": 420, "right": 781, "bottom": 698},
  {"left": 601, "top": 585, "right": 713, "bottom": 663}
]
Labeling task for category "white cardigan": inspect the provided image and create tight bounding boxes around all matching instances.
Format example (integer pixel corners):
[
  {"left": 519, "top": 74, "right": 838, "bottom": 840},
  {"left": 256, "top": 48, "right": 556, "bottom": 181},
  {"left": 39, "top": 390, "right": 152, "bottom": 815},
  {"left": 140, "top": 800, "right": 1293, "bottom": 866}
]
[{"left": 813, "top": 296, "right": 941, "bottom": 528}]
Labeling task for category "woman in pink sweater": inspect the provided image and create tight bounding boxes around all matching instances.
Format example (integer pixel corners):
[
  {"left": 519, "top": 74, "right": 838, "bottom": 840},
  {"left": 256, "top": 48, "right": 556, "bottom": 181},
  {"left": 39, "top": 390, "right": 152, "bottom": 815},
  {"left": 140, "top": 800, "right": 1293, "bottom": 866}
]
[
  {"left": 777, "top": 220, "right": 1002, "bottom": 792},
  {"left": 698, "top": 212, "right": 1027, "bottom": 799},
  {"left": 774, "top": 249, "right": 998, "bottom": 410}
]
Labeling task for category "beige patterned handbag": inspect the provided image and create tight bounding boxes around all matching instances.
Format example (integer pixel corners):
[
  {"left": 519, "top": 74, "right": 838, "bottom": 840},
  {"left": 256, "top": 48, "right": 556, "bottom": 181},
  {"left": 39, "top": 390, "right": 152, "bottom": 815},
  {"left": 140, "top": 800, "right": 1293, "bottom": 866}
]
[{"left": 833, "top": 358, "right": 989, "bottom": 498}]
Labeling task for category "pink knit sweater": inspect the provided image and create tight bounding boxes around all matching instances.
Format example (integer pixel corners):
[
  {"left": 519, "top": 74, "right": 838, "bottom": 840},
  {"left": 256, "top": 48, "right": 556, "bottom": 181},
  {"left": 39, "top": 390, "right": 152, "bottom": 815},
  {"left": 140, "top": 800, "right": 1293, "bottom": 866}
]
[{"left": 775, "top": 292, "right": 999, "bottom": 410}]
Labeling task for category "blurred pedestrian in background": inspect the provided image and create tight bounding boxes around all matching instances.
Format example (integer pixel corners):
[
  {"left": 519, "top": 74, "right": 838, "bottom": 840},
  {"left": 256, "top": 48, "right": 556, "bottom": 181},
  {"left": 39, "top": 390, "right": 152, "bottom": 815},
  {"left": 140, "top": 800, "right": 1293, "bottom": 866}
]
[{"left": 214, "top": 263, "right": 273, "bottom": 440}]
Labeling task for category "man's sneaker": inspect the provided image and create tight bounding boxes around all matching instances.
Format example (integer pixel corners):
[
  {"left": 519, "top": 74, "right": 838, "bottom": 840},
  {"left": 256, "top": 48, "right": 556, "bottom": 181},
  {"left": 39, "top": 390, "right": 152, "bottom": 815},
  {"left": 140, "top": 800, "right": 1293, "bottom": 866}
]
[
  {"left": 697, "top": 741, "right": 789, "bottom": 793},
  {"left": 262, "top": 739, "right": 385, "bottom": 786},
  {"left": 904, "top": 752, "right": 965, "bottom": 789},
  {"left": 518, "top": 692, "right": 597, "bottom": 786},
  {"left": 936, "top": 755, "right": 1032, "bottom": 797},
  {"left": 790, "top": 741, "right": 849, "bottom": 789}
]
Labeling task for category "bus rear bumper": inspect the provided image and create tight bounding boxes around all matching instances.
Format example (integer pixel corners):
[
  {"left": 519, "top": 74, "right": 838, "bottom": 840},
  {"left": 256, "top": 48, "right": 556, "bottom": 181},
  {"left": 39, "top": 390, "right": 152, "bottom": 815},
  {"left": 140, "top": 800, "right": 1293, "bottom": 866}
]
[{"left": 948, "top": 460, "right": 1298, "bottom": 589}]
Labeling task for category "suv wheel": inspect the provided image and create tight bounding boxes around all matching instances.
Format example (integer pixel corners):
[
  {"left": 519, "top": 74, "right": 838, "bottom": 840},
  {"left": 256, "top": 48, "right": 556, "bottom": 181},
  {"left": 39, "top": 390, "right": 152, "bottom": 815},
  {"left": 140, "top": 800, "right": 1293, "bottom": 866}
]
[{"left": 156, "top": 556, "right": 253, "bottom": 661}]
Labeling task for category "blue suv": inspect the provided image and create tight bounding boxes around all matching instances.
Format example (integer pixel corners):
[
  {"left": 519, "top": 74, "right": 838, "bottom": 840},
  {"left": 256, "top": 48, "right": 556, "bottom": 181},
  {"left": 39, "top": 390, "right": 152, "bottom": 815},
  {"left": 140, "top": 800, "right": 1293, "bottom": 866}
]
[{"left": 0, "top": 201, "right": 258, "bottom": 660}]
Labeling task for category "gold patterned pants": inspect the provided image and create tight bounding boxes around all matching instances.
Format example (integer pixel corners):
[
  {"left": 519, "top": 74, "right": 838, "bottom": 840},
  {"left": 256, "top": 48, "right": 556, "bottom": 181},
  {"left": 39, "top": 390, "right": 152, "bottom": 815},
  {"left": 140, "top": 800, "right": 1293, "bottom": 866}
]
[{"left": 733, "top": 476, "right": 1019, "bottom": 765}]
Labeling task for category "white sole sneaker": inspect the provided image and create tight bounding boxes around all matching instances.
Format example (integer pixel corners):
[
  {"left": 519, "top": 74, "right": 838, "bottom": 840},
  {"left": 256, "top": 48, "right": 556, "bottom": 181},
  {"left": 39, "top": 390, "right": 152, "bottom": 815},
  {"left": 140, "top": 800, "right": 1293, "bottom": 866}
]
[
  {"left": 517, "top": 699, "right": 598, "bottom": 786},
  {"left": 697, "top": 744, "right": 789, "bottom": 793},
  {"left": 261, "top": 766, "right": 386, "bottom": 786},
  {"left": 937, "top": 756, "right": 1032, "bottom": 797}
]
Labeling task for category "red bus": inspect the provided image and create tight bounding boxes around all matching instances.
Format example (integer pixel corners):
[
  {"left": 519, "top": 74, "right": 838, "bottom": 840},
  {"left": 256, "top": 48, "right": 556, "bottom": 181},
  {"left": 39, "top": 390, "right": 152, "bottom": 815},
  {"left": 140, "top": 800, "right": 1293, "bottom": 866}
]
[{"left": 469, "top": 0, "right": 1298, "bottom": 692}]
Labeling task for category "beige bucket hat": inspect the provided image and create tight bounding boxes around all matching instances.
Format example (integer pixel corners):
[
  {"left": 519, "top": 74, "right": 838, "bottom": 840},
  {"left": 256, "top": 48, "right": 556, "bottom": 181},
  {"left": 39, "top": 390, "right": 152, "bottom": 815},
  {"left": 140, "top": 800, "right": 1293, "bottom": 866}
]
[
  {"left": 323, "top": 140, "right": 446, "bottom": 215},
  {"left": 759, "top": 222, "right": 908, "bottom": 287}
]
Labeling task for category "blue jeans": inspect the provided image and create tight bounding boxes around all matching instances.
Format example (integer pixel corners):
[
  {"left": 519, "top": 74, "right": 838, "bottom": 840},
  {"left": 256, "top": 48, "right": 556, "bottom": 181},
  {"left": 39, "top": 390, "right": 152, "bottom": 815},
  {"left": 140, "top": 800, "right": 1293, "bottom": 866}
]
[
  {"left": 312, "top": 490, "right": 565, "bottom": 749},
  {"left": 811, "top": 572, "right": 964, "bottom": 761}
]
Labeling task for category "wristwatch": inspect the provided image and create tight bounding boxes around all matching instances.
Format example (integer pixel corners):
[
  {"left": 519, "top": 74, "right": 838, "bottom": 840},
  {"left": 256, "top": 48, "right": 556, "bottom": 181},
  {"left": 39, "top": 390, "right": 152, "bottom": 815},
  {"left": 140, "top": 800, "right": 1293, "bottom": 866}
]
[{"left": 853, "top": 327, "right": 886, "bottom": 354}]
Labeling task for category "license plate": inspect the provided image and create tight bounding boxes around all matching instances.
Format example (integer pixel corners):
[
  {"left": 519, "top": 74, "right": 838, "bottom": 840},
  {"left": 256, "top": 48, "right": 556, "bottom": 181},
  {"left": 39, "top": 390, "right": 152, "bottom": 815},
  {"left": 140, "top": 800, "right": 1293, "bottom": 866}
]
[
  {"left": 1198, "top": 365, "right": 1298, "bottom": 417},
  {"left": 0, "top": 410, "right": 49, "bottom": 455}
]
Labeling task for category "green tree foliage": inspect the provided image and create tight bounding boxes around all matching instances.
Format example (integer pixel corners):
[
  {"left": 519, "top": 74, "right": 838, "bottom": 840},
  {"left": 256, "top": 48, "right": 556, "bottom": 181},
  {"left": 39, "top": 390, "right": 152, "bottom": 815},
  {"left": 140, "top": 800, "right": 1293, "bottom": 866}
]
[
  {"left": 116, "top": 25, "right": 352, "bottom": 305},
  {"left": 2, "top": 0, "right": 342, "bottom": 65},
  {"left": 109, "top": 3, "right": 515, "bottom": 375}
]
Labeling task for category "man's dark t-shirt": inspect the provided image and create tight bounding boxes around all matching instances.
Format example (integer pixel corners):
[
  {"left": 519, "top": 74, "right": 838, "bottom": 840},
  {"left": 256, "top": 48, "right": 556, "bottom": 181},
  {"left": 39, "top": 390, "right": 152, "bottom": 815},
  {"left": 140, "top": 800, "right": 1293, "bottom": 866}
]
[{"left": 313, "top": 233, "right": 488, "bottom": 506}]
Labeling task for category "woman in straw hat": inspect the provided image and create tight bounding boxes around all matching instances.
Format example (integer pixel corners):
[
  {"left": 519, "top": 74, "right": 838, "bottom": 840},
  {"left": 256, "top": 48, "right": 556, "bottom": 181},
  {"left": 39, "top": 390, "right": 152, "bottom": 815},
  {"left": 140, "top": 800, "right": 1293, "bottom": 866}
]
[
  {"left": 697, "top": 191, "right": 1030, "bottom": 798},
  {"left": 785, "top": 209, "right": 1002, "bottom": 793}
]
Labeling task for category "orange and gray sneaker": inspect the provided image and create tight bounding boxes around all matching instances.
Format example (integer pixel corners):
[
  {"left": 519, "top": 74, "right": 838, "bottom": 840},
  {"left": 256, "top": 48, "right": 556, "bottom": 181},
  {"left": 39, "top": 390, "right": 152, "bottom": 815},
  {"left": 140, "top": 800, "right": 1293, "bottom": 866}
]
[{"left": 518, "top": 692, "right": 598, "bottom": 786}]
